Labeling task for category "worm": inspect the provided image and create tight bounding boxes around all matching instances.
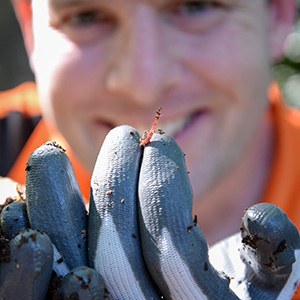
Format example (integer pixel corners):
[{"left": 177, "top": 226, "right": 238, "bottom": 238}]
[
  {"left": 25, "top": 142, "right": 88, "bottom": 270},
  {"left": 139, "top": 107, "right": 162, "bottom": 146}
]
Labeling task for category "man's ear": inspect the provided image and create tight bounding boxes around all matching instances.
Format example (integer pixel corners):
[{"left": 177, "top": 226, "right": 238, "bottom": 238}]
[
  {"left": 269, "top": 0, "right": 297, "bottom": 60},
  {"left": 11, "top": 0, "right": 34, "bottom": 69}
]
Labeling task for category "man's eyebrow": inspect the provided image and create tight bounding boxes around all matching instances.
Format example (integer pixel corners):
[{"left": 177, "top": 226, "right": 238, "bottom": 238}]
[{"left": 49, "top": 0, "right": 92, "bottom": 8}]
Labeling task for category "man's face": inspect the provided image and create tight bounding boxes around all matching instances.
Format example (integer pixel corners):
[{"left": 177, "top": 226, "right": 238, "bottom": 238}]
[{"left": 30, "top": 0, "right": 273, "bottom": 200}]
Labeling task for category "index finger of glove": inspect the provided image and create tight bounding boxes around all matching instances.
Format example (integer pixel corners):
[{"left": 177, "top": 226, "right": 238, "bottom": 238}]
[
  {"left": 88, "top": 125, "right": 161, "bottom": 300},
  {"left": 138, "top": 132, "right": 239, "bottom": 300}
]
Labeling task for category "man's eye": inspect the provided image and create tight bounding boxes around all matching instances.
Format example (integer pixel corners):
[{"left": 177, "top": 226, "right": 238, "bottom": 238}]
[
  {"left": 50, "top": 8, "right": 115, "bottom": 44},
  {"left": 164, "top": 0, "right": 227, "bottom": 33},
  {"left": 72, "top": 11, "right": 101, "bottom": 25},
  {"left": 173, "top": 1, "right": 221, "bottom": 15}
]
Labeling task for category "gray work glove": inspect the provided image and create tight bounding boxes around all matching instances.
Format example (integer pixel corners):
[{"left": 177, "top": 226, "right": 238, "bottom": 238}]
[{"left": 0, "top": 125, "right": 299, "bottom": 300}]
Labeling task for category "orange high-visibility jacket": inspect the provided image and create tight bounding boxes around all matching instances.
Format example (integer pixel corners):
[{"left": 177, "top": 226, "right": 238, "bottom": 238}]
[
  {"left": 0, "top": 82, "right": 91, "bottom": 200},
  {"left": 1, "top": 82, "right": 300, "bottom": 298}
]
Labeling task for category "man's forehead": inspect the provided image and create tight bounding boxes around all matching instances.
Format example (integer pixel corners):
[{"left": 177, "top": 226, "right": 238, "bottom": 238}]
[
  {"left": 49, "top": 0, "right": 164, "bottom": 5},
  {"left": 49, "top": 0, "right": 239, "bottom": 7}
]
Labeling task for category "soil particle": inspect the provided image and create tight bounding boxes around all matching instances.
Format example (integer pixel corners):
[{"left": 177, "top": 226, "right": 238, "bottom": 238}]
[
  {"left": 273, "top": 240, "right": 287, "bottom": 255},
  {"left": 45, "top": 141, "right": 66, "bottom": 152},
  {"left": 16, "top": 231, "right": 37, "bottom": 248},
  {"left": 75, "top": 275, "right": 83, "bottom": 282},
  {"left": 187, "top": 225, "right": 193, "bottom": 232},
  {"left": 81, "top": 282, "right": 89, "bottom": 289},
  {"left": 193, "top": 215, "right": 198, "bottom": 226},
  {"left": 0, "top": 197, "right": 14, "bottom": 213},
  {"left": 204, "top": 262, "right": 209, "bottom": 271},
  {"left": 140, "top": 131, "right": 149, "bottom": 144},
  {"left": 263, "top": 260, "right": 274, "bottom": 268},
  {"left": 241, "top": 233, "right": 262, "bottom": 249},
  {"left": 57, "top": 257, "right": 64, "bottom": 264},
  {"left": 80, "top": 276, "right": 91, "bottom": 290}
]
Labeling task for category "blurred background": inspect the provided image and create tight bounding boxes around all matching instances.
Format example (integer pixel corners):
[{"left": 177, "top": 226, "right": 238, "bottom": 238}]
[
  {"left": 0, "top": 0, "right": 34, "bottom": 92},
  {"left": 0, "top": 0, "right": 300, "bottom": 108},
  {"left": 273, "top": 2, "right": 300, "bottom": 108}
]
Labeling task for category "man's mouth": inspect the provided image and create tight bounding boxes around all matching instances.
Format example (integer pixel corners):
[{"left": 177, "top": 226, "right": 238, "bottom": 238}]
[
  {"left": 94, "top": 109, "right": 209, "bottom": 143},
  {"left": 134, "top": 111, "right": 205, "bottom": 139}
]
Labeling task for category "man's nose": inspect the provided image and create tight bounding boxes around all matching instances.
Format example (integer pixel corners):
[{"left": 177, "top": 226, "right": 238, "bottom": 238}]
[{"left": 105, "top": 6, "right": 181, "bottom": 107}]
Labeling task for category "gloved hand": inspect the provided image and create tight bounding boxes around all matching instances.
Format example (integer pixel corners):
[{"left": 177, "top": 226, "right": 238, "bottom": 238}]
[
  {"left": 0, "top": 125, "right": 299, "bottom": 300},
  {"left": 0, "top": 144, "right": 105, "bottom": 299}
]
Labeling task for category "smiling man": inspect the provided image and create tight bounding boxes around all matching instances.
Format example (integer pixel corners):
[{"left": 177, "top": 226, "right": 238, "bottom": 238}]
[
  {"left": 1, "top": 0, "right": 300, "bottom": 298},
  {"left": 0, "top": 0, "right": 298, "bottom": 243},
  {"left": 4, "top": 0, "right": 297, "bottom": 245}
]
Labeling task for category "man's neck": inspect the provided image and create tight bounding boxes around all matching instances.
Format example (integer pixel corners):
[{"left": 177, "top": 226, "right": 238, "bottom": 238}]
[{"left": 193, "top": 111, "right": 275, "bottom": 245}]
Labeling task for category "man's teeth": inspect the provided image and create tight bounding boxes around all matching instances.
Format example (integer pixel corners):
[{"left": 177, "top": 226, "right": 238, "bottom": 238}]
[{"left": 135, "top": 116, "right": 192, "bottom": 137}]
